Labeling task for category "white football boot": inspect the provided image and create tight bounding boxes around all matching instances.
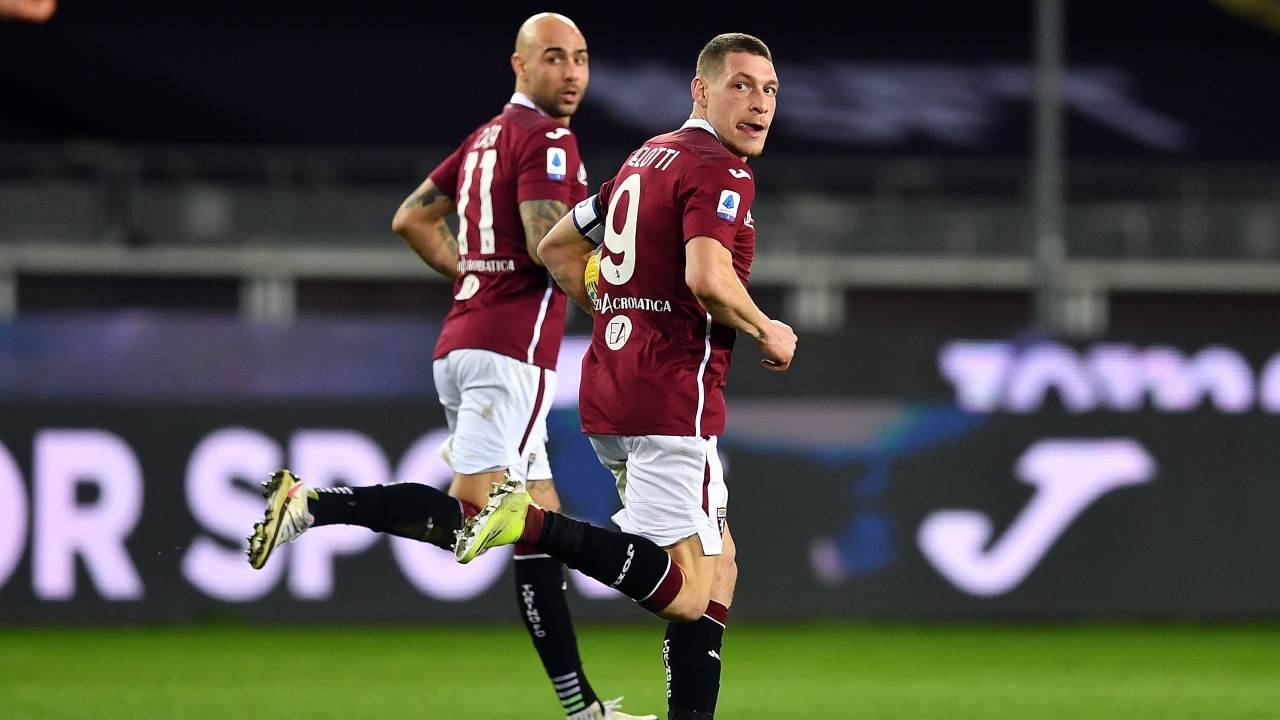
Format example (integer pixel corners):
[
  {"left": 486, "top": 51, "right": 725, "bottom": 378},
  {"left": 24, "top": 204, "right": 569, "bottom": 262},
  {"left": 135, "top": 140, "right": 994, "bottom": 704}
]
[{"left": 246, "top": 469, "right": 314, "bottom": 569}]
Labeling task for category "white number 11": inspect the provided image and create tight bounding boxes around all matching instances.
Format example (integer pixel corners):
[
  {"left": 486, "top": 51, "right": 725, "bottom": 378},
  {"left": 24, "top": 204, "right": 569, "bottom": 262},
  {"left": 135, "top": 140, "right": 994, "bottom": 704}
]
[{"left": 456, "top": 149, "right": 497, "bottom": 255}]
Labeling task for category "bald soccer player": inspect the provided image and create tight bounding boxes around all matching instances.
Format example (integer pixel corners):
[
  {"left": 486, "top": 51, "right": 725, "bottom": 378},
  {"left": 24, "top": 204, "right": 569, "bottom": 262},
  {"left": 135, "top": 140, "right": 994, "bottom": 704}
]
[{"left": 246, "top": 14, "right": 654, "bottom": 720}]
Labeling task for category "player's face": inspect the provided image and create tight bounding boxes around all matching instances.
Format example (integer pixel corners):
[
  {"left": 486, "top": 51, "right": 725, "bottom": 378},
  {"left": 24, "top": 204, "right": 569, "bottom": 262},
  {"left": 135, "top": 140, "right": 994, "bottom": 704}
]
[
  {"left": 520, "top": 23, "right": 590, "bottom": 120},
  {"left": 702, "top": 52, "right": 778, "bottom": 158}
]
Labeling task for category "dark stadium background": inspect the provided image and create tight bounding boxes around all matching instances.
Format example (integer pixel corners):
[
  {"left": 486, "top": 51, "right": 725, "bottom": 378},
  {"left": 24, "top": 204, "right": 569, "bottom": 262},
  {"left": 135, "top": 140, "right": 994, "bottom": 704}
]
[
  {"left": 1, "top": 2, "right": 1278, "bottom": 718},
  {"left": 3, "top": 2, "right": 1277, "bottom": 158}
]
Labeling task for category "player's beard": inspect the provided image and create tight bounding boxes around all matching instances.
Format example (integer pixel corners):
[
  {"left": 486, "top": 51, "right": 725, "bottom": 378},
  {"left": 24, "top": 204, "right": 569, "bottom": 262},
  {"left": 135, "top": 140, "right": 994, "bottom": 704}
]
[{"left": 532, "top": 86, "right": 580, "bottom": 121}]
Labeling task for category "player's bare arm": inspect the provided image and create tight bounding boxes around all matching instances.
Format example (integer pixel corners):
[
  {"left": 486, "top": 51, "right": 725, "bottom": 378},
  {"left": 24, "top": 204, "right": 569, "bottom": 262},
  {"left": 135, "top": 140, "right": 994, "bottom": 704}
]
[
  {"left": 0, "top": 0, "right": 56, "bottom": 22},
  {"left": 518, "top": 198, "right": 568, "bottom": 267},
  {"left": 538, "top": 212, "right": 596, "bottom": 314},
  {"left": 686, "top": 235, "right": 796, "bottom": 371},
  {"left": 392, "top": 178, "right": 459, "bottom": 279}
]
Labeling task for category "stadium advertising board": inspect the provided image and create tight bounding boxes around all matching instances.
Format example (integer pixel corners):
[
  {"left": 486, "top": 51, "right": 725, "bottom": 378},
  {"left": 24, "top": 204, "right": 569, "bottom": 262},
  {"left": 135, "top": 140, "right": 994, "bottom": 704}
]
[{"left": 0, "top": 318, "right": 1277, "bottom": 621}]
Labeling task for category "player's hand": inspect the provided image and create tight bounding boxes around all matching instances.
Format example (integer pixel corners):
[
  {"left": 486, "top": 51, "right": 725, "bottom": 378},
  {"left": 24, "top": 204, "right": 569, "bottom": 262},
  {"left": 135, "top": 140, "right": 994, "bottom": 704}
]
[{"left": 758, "top": 319, "right": 796, "bottom": 372}]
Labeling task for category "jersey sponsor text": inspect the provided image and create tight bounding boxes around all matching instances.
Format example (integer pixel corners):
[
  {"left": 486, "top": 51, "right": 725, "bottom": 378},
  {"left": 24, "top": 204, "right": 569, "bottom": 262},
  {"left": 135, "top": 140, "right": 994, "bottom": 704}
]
[
  {"left": 458, "top": 258, "right": 517, "bottom": 273},
  {"left": 596, "top": 293, "right": 673, "bottom": 314}
]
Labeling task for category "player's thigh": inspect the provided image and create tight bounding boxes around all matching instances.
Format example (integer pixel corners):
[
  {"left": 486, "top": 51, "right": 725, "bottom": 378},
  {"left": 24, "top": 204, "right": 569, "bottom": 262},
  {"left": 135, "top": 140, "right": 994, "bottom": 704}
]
[
  {"left": 614, "top": 434, "right": 726, "bottom": 556},
  {"left": 592, "top": 433, "right": 726, "bottom": 620},
  {"left": 524, "top": 441, "right": 562, "bottom": 513},
  {"left": 446, "top": 349, "right": 551, "bottom": 477},
  {"left": 660, "top": 528, "right": 733, "bottom": 621},
  {"left": 663, "top": 532, "right": 718, "bottom": 617},
  {"left": 710, "top": 523, "right": 738, "bottom": 608}
]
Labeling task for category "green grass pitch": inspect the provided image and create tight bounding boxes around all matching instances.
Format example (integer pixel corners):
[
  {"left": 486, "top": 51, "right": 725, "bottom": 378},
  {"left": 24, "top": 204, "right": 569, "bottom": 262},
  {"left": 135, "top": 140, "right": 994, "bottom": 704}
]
[{"left": 1, "top": 623, "right": 1277, "bottom": 719}]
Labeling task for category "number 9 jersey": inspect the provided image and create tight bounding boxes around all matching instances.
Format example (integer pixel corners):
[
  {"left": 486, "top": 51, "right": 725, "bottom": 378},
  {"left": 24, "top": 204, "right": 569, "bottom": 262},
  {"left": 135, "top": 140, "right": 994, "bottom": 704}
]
[{"left": 574, "top": 119, "right": 757, "bottom": 438}]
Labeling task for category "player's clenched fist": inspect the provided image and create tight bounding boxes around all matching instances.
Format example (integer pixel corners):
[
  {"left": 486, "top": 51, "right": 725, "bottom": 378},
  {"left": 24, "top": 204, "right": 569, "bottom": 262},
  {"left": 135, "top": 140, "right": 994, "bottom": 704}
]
[{"left": 758, "top": 318, "right": 796, "bottom": 371}]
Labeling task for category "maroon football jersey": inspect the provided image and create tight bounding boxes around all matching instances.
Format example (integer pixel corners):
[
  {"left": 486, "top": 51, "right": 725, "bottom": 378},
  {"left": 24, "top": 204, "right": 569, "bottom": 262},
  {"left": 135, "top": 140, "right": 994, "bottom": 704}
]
[
  {"left": 579, "top": 120, "right": 757, "bottom": 437},
  {"left": 429, "top": 94, "right": 588, "bottom": 370}
]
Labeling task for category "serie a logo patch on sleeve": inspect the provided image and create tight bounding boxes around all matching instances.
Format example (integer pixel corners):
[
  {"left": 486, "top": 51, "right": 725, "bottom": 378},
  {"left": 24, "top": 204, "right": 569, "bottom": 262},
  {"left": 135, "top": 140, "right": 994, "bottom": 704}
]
[
  {"left": 716, "top": 190, "right": 740, "bottom": 221},
  {"left": 547, "top": 147, "right": 567, "bottom": 181}
]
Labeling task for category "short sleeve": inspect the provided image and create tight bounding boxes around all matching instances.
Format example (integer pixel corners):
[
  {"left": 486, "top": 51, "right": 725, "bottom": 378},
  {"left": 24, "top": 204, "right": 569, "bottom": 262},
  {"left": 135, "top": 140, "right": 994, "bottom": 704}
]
[
  {"left": 427, "top": 144, "right": 465, "bottom": 200},
  {"left": 681, "top": 162, "right": 756, "bottom": 253},
  {"left": 596, "top": 177, "right": 616, "bottom": 209},
  {"left": 516, "top": 128, "right": 583, "bottom": 206}
]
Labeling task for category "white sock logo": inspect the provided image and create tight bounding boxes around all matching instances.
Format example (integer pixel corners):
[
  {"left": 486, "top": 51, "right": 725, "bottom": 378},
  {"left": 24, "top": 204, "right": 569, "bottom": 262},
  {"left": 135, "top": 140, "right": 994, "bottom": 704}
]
[
  {"left": 918, "top": 439, "right": 1155, "bottom": 597},
  {"left": 612, "top": 543, "right": 635, "bottom": 587}
]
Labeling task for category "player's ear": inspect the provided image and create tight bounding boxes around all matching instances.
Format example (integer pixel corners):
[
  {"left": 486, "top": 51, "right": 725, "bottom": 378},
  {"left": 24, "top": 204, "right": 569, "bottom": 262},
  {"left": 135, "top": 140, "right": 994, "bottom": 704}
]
[
  {"left": 511, "top": 52, "right": 526, "bottom": 82},
  {"left": 691, "top": 76, "right": 708, "bottom": 109}
]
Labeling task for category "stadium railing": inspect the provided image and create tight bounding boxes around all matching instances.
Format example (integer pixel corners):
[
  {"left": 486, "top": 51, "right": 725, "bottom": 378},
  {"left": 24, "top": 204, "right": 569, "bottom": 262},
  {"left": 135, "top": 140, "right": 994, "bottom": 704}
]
[{"left": 1, "top": 143, "right": 1278, "bottom": 329}]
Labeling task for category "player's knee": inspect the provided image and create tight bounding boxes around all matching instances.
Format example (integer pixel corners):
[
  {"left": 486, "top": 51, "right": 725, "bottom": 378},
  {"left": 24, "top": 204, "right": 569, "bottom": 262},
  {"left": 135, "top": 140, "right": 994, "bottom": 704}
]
[
  {"left": 662, "top": 595, "right": 709, "bottom": 623},
  {"left": 661, "top": 583, "right": 712, "bottom": 623}
]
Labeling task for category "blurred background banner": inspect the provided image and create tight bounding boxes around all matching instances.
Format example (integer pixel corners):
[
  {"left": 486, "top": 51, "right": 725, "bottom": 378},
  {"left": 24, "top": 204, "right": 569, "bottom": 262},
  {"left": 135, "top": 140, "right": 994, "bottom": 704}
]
[{"left": 0, "top": 313, "right": 1276, "bottom": 621}]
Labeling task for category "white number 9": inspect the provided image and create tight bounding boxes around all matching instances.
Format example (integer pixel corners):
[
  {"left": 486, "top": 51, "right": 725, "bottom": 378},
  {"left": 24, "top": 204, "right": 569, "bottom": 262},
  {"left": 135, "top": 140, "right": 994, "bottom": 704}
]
[{"left": 600, "top": 173, "right": 640, "bottom": 286}]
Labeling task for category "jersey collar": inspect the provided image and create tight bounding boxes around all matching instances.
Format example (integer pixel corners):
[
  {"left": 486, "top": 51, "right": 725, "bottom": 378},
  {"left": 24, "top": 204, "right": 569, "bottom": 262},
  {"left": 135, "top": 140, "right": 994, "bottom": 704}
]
[
  {"left": 509, "top": 92, "right": 550, "bottom": 117},
  {"left": 680, "top": 117, "right": 719, "bottom": 139}
]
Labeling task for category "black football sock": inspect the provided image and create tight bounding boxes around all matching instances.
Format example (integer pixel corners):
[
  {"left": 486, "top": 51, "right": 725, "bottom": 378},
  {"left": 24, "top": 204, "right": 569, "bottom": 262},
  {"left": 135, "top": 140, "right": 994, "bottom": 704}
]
[
  {"left": 665, "top": 600, "right": 729, "bottom": 719},
  {"left": 520, "top": 507, "right": 684, "bottom": 615},
  {"left": 309, "top": 483, "right": 473, "bottom": 550},
  {"left": 513, "top": 547, "right": 601, "bottom": 717}
]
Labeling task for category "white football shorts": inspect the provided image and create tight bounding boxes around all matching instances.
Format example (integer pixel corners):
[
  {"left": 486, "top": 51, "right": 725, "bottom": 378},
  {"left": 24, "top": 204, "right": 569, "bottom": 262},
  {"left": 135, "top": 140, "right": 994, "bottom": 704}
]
[
  {"left": 433, "top": 349, "right": 556, "bottom": 483},
  {"left": 588, "top": 434, "right": 727, "bottom": 556}
]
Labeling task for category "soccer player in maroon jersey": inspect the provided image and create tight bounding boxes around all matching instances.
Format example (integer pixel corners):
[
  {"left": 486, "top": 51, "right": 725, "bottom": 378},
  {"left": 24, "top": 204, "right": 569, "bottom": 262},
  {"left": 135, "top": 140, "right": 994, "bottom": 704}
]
[
  {"left": 456, "top": 33, "right": 796, "bottom": 720},
  {"left": 246, "top": 13, "right": 653, "bottom": 720}
]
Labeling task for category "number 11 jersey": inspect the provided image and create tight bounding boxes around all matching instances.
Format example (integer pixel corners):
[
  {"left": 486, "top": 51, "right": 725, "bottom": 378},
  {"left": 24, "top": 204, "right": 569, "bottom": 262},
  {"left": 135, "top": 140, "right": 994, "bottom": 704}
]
[{"left": 428, "top": 95, "right": 588, "bottom": 371}]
